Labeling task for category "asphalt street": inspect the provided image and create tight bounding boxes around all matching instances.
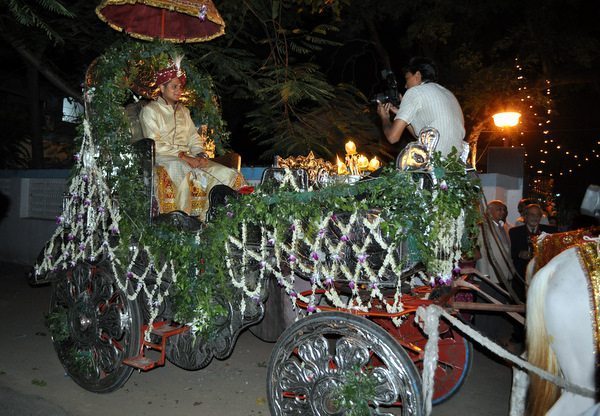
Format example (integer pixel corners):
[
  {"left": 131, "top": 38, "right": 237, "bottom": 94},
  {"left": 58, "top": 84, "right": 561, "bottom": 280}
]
[{"left": 0, "top": 262, "right": 513, "bottom": 416}]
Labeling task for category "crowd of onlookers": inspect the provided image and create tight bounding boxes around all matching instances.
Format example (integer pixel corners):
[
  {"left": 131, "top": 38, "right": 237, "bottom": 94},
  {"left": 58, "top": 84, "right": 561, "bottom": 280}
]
[{"left": 470, "top": 196, "right": 599, "bottom": 351}]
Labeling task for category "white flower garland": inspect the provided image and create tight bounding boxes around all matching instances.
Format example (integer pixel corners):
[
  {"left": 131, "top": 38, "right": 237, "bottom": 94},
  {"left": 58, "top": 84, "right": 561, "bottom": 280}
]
[
  {"left": 34, "top": 117, "right": 176, "bottom": 341},
  {"left": 221, "top": 170, "right": 468, "bottom": 327}
]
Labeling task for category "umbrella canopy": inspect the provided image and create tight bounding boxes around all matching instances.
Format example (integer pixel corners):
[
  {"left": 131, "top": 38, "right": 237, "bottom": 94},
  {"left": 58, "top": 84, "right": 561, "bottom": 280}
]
[{"left": 96, "top": 0, "right": 225, "bottom": 43}]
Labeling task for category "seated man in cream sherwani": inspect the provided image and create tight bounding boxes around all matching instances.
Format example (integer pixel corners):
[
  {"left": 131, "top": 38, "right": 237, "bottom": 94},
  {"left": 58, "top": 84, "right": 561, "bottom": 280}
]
[{"left": 139, "top": 58, "right": 245, "bottom": 220}]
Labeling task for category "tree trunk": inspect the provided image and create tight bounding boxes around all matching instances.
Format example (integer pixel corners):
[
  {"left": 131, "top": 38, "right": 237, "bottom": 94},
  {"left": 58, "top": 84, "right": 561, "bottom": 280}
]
[
  {"left": 3, "top": 34, "right": 83, "bottom": 104},
  {"left": 467, "top": 118, "right": 488, "bottom": 169}
]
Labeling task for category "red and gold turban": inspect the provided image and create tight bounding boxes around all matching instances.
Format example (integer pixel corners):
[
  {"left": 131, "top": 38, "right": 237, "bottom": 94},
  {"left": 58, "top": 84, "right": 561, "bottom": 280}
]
[{"left": 155, "top": 56, "right": 187, "bottom": 86}]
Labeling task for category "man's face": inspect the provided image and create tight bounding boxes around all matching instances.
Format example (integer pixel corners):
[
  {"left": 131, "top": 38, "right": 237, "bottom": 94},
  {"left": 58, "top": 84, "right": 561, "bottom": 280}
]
[
  {"left": 487, "top": 204, "right": 504, "bottom": 222},
  {"left": 404, "top": 71, "right": 421, "bottom": 89},
  {"left": 525, "top": 207, "right": 543, "bottom": 228},
  {"left": 160, "top": 77, "right": 184, "bottom": 105}
]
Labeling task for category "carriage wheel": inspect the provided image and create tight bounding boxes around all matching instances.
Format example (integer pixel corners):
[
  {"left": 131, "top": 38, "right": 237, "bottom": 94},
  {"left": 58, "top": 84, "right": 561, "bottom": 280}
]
[
  {"left": 374, "top": 313, "right": 472, "bottom": 404},
  {"left": 49, "top": 258, "right": 141, "bottom": 393},
  {"left": 267, "top": 311, "right": 423, "bottom": 415}
]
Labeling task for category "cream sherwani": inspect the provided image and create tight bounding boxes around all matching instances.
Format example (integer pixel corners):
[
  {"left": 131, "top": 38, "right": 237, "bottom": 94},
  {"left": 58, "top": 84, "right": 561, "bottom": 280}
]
[{"left": 139, "top": 97, "right": 244, "bottom": 218}]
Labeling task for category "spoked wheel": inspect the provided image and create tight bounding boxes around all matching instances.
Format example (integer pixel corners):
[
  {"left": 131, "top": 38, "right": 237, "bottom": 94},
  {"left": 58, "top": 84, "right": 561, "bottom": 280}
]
[
  {"left": 374, "top": 313, "right": 472, "bottom": 404},
  {"left": 49, "top": 258, "right": 141, "bottom": 393},
  {"left": 267, "top": 311, "right": 423, "bottom": 416}
]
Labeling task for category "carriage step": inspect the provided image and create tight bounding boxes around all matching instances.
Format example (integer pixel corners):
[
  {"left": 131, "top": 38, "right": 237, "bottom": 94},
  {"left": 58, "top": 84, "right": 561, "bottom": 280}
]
[
  {"left": 122, "top": 355, "right": 159, "bottom": 371},
  {"left": 150, "top": 322, "right": 190, "bottom": 338},
  {"left": 122, "top": 321, "right": 190, "bottom": 371}
]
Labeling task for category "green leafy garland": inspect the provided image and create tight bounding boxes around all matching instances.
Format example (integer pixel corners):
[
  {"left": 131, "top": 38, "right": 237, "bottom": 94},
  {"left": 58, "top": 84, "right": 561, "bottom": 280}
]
[{"left": 172, "top": 155, "right": 481, "bottom": 329}]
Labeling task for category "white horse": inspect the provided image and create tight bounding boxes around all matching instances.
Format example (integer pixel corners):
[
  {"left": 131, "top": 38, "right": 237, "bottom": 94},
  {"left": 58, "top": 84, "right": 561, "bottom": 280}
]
[{"left": 526, "top": 240, "right": 598, "bottom": 415}]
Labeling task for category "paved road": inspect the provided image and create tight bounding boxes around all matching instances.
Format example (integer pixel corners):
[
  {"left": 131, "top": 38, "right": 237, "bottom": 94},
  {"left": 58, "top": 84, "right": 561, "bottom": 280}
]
[{"left": 0, "top": 262, "right": 513, "bottom": 415}]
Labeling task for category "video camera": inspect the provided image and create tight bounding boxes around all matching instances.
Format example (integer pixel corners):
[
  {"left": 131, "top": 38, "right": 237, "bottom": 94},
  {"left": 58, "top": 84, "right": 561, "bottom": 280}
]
[{"left": 370, "top": 69, "right": 400, "bottom": 107}]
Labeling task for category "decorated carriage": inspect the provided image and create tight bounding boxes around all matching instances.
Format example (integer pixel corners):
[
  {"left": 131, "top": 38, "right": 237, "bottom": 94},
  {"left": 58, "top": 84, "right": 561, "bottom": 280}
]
[{"left": 32, "top": 40, "right": 490, "bottom": 415}]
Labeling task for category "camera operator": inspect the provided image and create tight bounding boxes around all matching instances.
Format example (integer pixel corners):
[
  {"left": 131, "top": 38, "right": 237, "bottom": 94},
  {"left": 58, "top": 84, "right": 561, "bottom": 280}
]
[{"left": 376, "top": 57, "right": 466, "bottom": 157}]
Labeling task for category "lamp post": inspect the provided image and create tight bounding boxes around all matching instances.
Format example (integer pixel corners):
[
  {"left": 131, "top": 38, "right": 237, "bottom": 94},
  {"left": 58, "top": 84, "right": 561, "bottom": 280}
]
[{"left": 492, "top": 111, "right": 521, "bottom": 147}]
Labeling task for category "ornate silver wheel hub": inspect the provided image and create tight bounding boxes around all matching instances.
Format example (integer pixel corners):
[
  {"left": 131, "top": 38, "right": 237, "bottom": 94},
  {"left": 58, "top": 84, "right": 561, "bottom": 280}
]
[
  {"left": 79, "top": 315, "right": 93, "bottom": 331},
  {"left": 311, "top": 377, "right": 344, "bottom": 415}
]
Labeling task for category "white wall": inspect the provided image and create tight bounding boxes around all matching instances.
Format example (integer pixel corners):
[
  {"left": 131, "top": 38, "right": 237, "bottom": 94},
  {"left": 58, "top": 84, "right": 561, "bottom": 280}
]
[{"left": 0, "top": 172, "right": 68, "bottom": 265}]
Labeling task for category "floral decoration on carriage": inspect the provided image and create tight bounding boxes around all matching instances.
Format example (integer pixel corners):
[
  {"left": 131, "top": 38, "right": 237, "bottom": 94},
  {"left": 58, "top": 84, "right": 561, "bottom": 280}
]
[{"left": 32, "top": 39, "right": 482, "bottom": 414}]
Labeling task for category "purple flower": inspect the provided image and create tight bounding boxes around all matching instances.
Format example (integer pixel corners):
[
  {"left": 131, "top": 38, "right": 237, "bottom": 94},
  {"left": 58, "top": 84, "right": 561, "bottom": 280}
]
[
  {"left": 310, "top": 251, "right": 319, "bottom": 261},
  {"left": 79, "top": 243, "right": 85, "bottom": 251},
  {"left": 74, "top": 153, "right": 81, "bottom": 162},
  {"left": 307, "top": 305, "right": 317, "bottom": 313},
  {"left": 439, "top": 274, "right": 453, "bottom": 285},
  {"left": 310, "top": 274, "right": 318, "bottom": 284},
  {"left": 56, "top": 216, "right": 64, "bottom": 225},
  {"left": 325, "top": 277, "right": 334, "bottom": 287},
  {"left": 67, "top": 234, "right": 75, "bottom": 242},
  {"left": 84, "top": 199, "right": 91, "bottom": 206},
  {"left": 267, "top": 238, "right": 275, "bottom": 245},
  {"left": 289, "top": 291, "right": 297, "bottom": 298},
  {"left": 276, "top": 278, "right": 284, "bottom": 287},
  {"left": 259, "top": 260, "right": 266, "bottom": 269},
  {"left": 357, "top": 253, "right": 368, "bottom": 263},
  {"left": 369, "top": 282, "right": 378, "bottom": 290},
  {"left": 290, "top": 224, "right": 296, "bottom": 232},
  {"left": 439, "top": 180, "right": 448, "bottom": 191},
  {"left": 288, "top": 254, "right": 297, "bottom": 263},
  {"left": 452, "top": 266, "right": 461, "bottom": 276},
  {"left": 251, "top": 295, "right": 260, "bottom": 303},
  {"left": 82, "top": 174, "right": 89, "bottom": 183},
  {"left": 340, "top": 235, "right": 349, "bottom": 242},
  {"left": 332, "top": 253, "right": 341, "bottom": 261},
  {"left": 77, "top": 213, "right": 84, "bottom": 222},
  {"left": 46, "top": 254, "right": 53, "bottom": 260},
  {"left": 227, "top": 211, "right": 234, "bottom": 218},
  {"left": 126, "top": 271, "right": 134, "bottom": 279},
  {"left": 98, "top": 206, "right": 105, "bottom": 214},
  {"left": 318, "top": 228, "right": 326, "bottom": 237},
  {"left": 109, "top": 225, "right": 119, "bottom": 235},
  {"left": 330, "top": 214, "right": 338, "bottom": 222},
  {"left": 348, "top": 281, "right": 356, "bottom": 290}
]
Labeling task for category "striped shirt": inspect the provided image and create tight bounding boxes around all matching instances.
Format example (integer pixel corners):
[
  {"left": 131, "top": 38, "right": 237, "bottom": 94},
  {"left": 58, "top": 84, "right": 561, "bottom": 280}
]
[{"left": 395, "top": 82, "right": 466, "bottom": 157}]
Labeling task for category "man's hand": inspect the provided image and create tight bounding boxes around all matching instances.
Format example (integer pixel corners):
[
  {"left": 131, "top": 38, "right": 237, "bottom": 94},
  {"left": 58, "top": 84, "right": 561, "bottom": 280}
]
[
  {"left": 181, "top": 154, "right": 209, "bottom": 168},
  {"left": 377, "top": 102, "right": 398, "bottom": 119}
]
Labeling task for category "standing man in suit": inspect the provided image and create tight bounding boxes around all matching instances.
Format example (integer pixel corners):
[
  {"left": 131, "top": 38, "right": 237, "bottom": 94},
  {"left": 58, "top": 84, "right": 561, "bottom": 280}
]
[{"left": 509, "top": 203, "right": 556, "bottom": 300}]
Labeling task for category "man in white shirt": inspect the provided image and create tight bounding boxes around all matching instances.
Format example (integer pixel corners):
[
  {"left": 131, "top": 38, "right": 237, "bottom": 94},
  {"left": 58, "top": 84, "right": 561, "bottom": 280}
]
[{"left": 376, "top": 57, "right": 466, "bottom": 157}]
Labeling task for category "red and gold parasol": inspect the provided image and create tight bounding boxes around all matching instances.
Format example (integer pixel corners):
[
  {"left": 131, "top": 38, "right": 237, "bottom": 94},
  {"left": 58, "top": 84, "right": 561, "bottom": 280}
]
[{"left": 96, "top": 0, "right": 225, "bottom": 43}]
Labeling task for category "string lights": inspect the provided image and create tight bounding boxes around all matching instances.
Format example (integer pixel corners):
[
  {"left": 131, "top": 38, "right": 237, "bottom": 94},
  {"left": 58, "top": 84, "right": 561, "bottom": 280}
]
[{"left": 508, "top": 58, "right": 599, "bottom": 203}]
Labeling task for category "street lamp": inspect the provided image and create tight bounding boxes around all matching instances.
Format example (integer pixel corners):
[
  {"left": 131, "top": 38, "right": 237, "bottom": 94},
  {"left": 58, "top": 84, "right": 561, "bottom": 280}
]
[
  {"left": 493, "top": 111, "right": 521, "bottom": 127},
  {"left": 493, "top": 111, "right": 521, "bottom": 146}
]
